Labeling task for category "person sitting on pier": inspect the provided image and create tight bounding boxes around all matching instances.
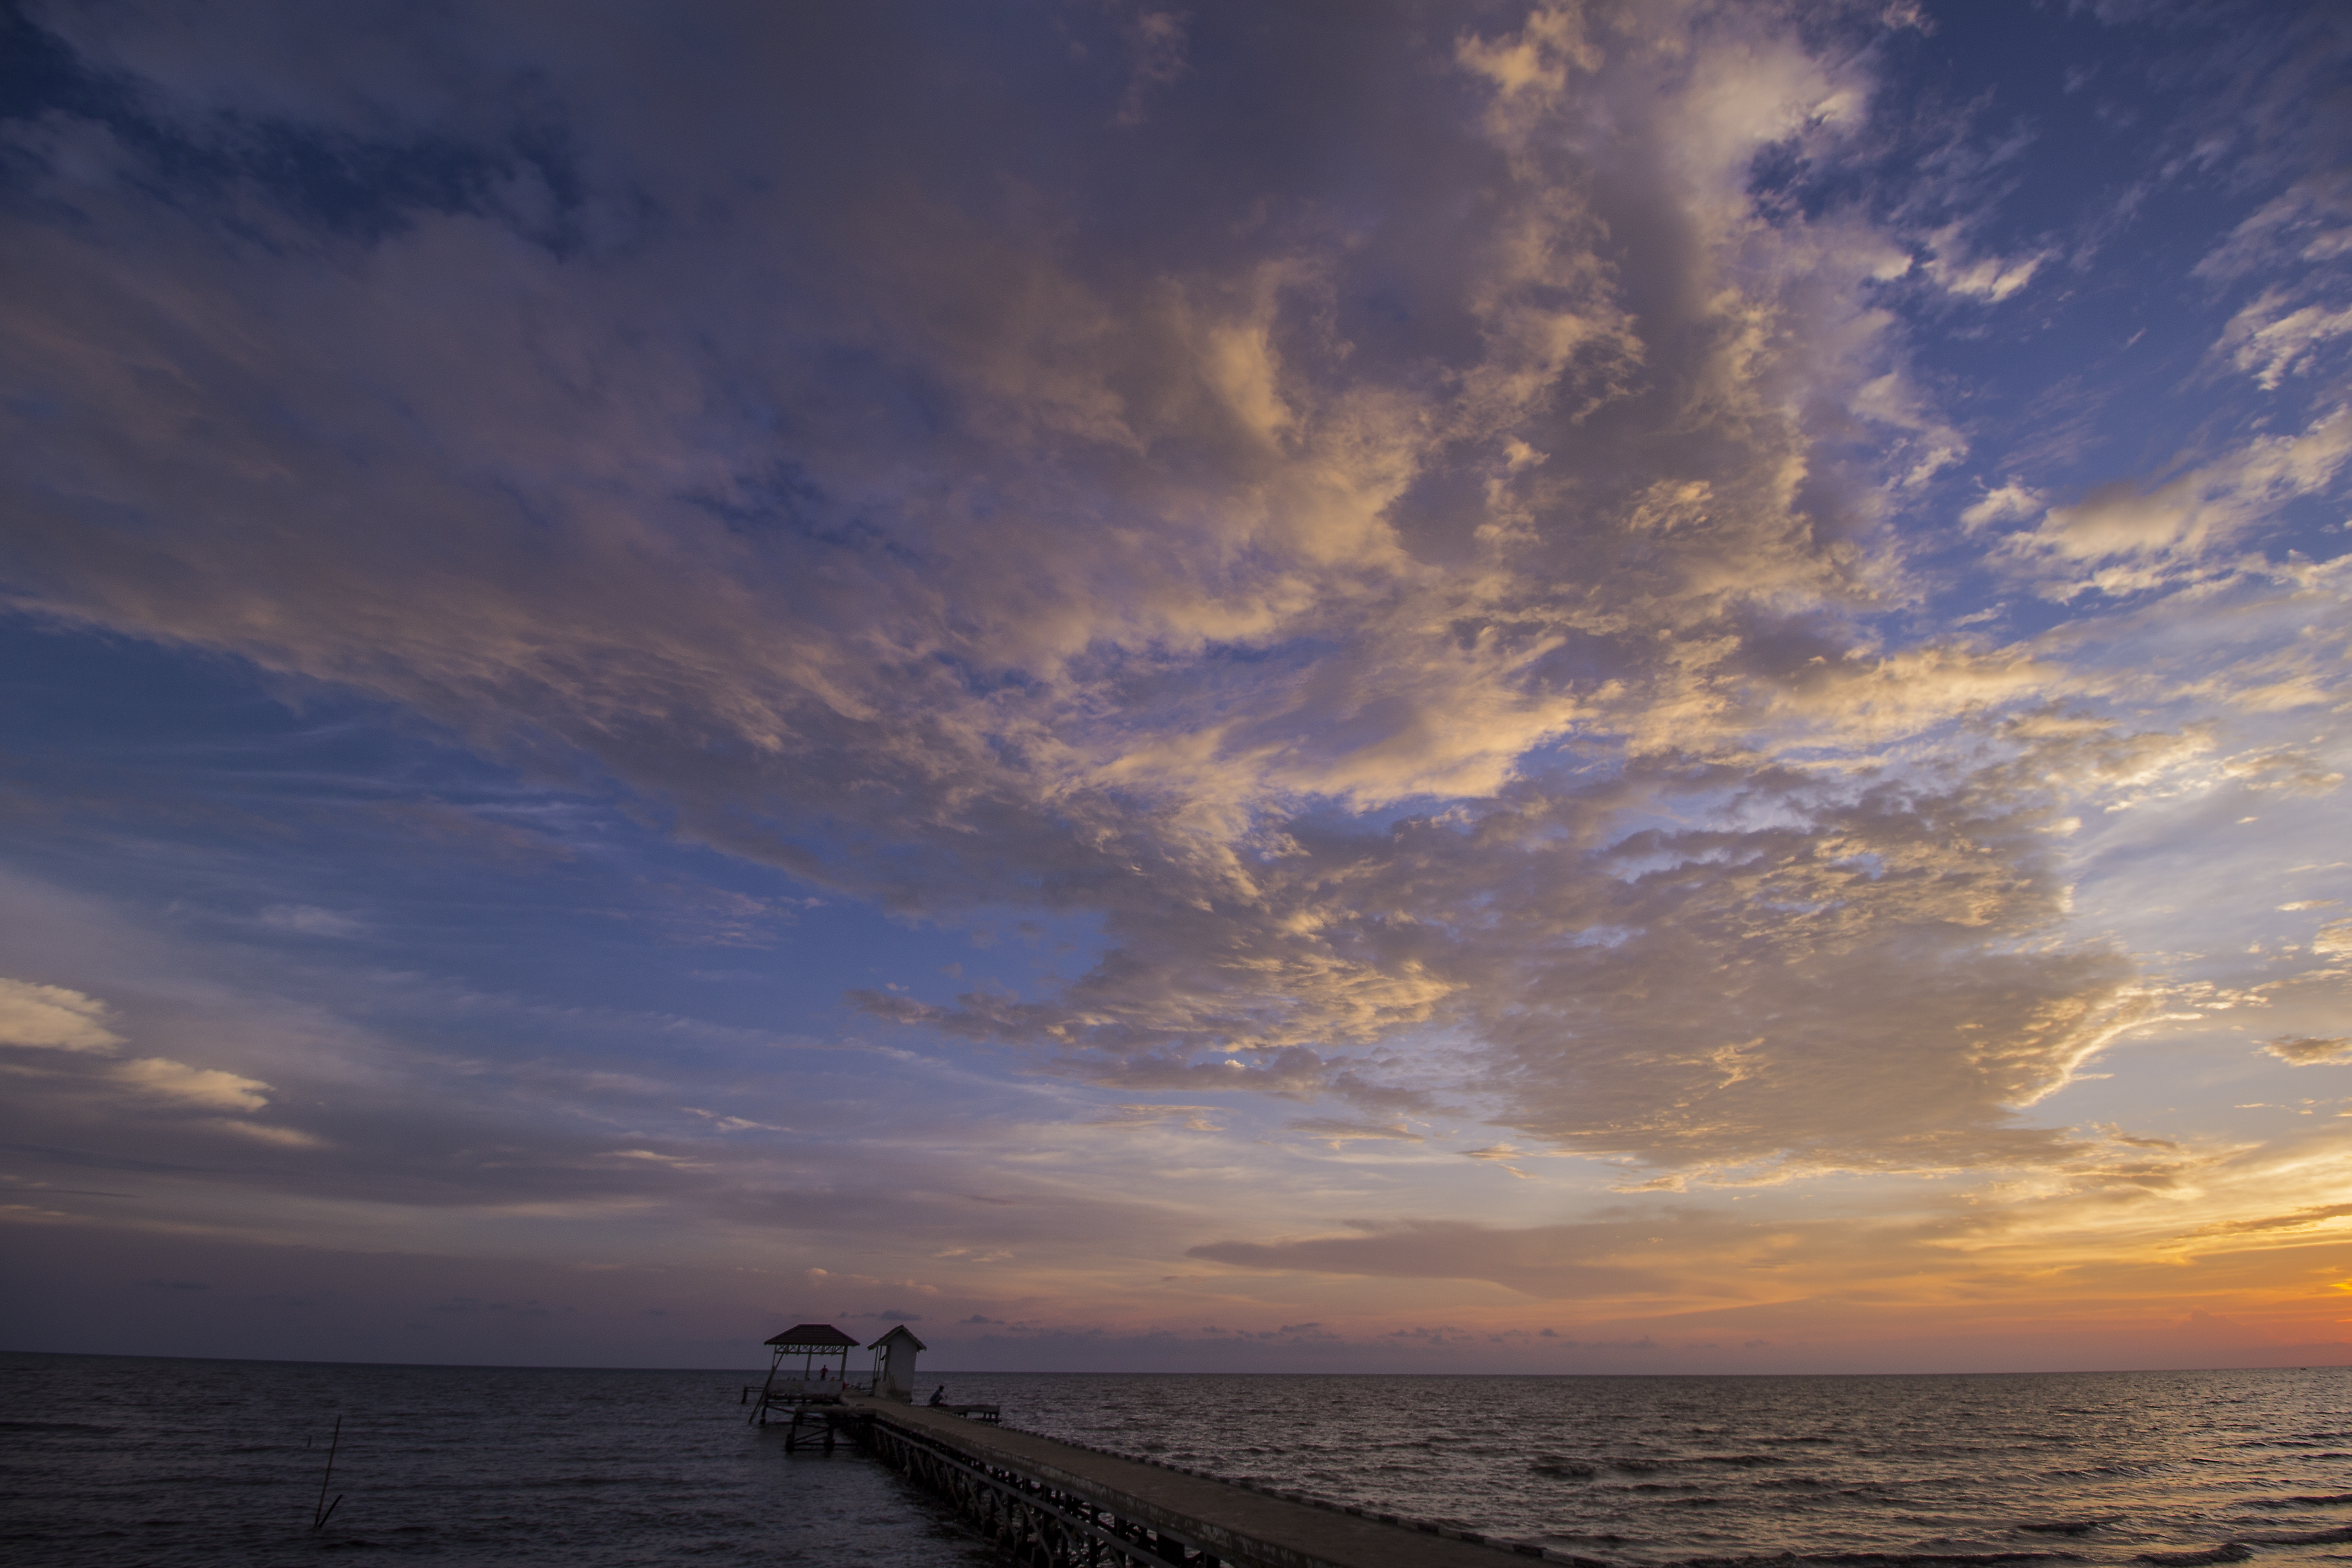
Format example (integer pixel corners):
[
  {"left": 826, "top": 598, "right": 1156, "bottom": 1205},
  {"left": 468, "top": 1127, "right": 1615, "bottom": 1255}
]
[{"left": 928, "top": 1385, "right": 945, "bottom": 1406}]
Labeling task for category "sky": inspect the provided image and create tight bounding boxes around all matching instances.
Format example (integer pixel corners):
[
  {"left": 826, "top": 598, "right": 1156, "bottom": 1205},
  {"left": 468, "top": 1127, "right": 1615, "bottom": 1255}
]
[{"left": 2, "top": 0, "right": 2350, "bottom": 1376}]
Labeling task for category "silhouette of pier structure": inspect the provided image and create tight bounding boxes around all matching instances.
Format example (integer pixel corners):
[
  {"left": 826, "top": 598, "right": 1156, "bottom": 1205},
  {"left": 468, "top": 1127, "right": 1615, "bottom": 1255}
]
[{"left": 750, "top": 1320, "right": 1549, "bottom": 1567}]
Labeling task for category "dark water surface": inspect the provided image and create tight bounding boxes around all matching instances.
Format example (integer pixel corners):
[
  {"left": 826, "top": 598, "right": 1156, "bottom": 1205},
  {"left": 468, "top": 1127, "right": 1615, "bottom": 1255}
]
[
  {"left": 0, "top": 1353, "right": 995, "bottom": 1567},
  {"left": 4, "top": 1354, "right": 2348, "bottom": 1567}
]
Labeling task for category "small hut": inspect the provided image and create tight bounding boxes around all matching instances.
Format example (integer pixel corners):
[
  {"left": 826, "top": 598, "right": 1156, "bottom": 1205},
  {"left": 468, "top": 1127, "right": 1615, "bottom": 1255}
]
[{"left": 868, "top": 1323, "right": 927, "bottom": 1402}]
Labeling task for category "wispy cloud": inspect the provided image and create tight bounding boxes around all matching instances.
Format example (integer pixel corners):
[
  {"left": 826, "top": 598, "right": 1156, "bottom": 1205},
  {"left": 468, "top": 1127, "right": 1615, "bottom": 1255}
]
[
  {"left": 2001, "top": 410, "right": 2352, "bottom": 596},
  {"left": 0, "top": 978, "right": 123, "bottom": 1053},
  {"left": 110, "top": 1057, "right": 271, "bottom": 1113}
]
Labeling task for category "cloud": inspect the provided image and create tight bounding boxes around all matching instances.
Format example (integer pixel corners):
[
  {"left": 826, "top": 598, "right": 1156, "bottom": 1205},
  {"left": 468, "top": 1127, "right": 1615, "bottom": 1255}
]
[
  {"left": 861, "top": 746, "right": 2153, "bottom": 1172},
  {"left": 109, "top": 1057, "right": 271, "bottom": 1112},
  {"left": 2191, "top": 1200, "right": 2352, "bottom": 1236},
  {"left": 2266, "top": 1037, "right": 2352, "bottom": 1066},
  {"left": 1919, "top": 225, "right": 2050, "bottom": 303},
  {"left": 1086, "top": 1104, "right": 1224, "bottom": 1133},
  {"left": 682, "top": 1108, "right": 785, "bottom": 1134},
  {"left": 1189, "top": 1218, "right": 1667, "bottom": 1299},
  {"left": 2218, "top": 290, "right": 2352, "bottom": 390},
  {"left": 1285, "top": 1118, "right": 1423, "bottom": 1147},
  {"left": 0, "top": 0, "right": 1937, "bottom": 836},
  {"left": 0, "top": 0, "right": 2338, "bottom": 1221},
  {"left": 1112, "top": 8, "right": 1190, "bottom": 128},
  {"left": 210, "top": 1119, "right": 323, "bottom": 1147},
  {"left": 0, "top": 978, "right": 124, "bottom": 1053},
  {"left": 255, "top": 905, "right": 366, "bottom": 938},
  {"left": 1961, "top": 481, "right": 2046, "bottom": 531},
  {"left": 2003, "top": 409, "right": 2352, "bottom": 595},
  {"left": 2195, "top": 173, "right": 2352, "bottom": 284}
]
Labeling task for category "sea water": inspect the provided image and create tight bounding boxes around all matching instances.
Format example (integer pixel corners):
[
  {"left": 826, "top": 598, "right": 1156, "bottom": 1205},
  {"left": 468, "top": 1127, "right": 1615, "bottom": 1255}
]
[
  {"left": 950, "top": 1368, "right": 2352, "bottom": 1566},
  {"left": 3, "top": 1353, "right": 2347, "bottom": 1567}
]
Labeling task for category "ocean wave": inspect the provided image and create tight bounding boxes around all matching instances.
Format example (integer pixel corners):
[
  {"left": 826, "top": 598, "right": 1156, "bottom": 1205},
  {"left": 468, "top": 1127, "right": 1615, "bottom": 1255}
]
[
  {"left": 2136, "top": 1547, "right": 2252, "bottom": 1565},
  {"left": 0, "top": 1419, "right": 122, "bottom": 1434},
  {"left": 1534, "top": 1458, "right": 1600, "bottom": 1478}
]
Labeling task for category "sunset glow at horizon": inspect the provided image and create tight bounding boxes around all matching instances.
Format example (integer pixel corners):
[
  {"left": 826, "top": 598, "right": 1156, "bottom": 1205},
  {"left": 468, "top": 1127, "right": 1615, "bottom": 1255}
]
[{"left": 4, "top": 0, "right": 2351, "bottom": 1373}]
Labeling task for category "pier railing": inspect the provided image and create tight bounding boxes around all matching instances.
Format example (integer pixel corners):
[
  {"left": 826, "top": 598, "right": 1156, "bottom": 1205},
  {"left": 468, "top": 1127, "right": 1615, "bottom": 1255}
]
[
  {"left": 861, "top": 1409, "right": 1226, "bottom": 1567},
  {"left": 843, "top": 1397, "right": 1532, "bottom": 1568}
]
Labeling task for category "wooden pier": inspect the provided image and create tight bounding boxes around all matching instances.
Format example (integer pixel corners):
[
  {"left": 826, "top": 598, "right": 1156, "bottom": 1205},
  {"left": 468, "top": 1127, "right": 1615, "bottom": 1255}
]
[{"left": 837, "top": 1394, "right": 1551, "bottom": 1568}]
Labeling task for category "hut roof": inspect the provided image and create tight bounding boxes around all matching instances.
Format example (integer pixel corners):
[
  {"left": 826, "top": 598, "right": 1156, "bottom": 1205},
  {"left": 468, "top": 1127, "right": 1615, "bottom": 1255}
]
[
  {"left": 868, "top": 1324, "right": 927, "bottom": 1352},
  {"left": 764, "top": 1322, "right": 862, "bottom": 1349}
]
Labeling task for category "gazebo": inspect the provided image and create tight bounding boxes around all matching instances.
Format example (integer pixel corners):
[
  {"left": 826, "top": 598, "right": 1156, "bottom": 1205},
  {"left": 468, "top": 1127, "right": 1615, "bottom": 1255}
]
[{"left": 748, "top": 1322, "right": 863, "bottom": 1432}]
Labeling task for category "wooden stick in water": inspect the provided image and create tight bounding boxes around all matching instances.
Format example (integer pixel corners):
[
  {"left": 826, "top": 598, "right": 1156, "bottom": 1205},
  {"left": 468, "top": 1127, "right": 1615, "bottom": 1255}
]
[{"left": 310, "top": 1415, "right": 343, "bottom": 1531}]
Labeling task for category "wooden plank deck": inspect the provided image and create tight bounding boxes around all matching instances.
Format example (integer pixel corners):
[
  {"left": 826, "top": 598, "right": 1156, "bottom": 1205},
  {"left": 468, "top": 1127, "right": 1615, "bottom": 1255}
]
[{"left": 846, "top": 1395, "right": 1543, "bottom": 1568}]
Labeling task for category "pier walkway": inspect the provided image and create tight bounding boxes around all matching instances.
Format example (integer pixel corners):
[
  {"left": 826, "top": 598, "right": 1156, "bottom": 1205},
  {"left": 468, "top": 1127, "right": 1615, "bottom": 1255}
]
[{"left": 842, "top": 1395, "right": 1550, "bottom": 1568}]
